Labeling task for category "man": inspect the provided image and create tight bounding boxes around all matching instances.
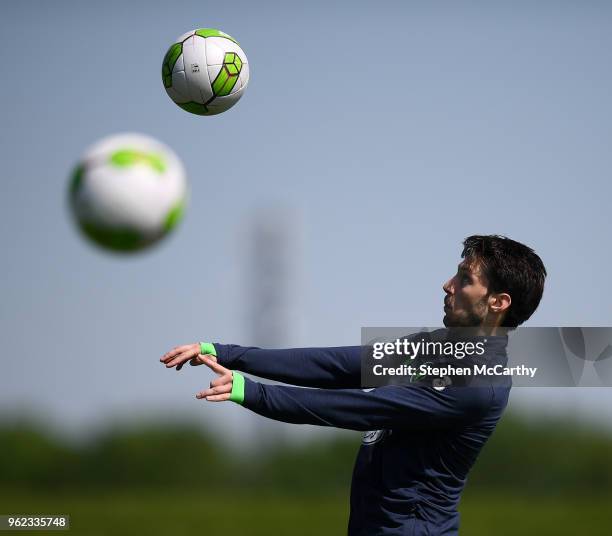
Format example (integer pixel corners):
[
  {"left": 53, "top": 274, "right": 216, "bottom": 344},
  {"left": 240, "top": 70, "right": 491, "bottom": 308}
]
[{"left": 160, "top": 235, "right": 546, "bottom": 535}]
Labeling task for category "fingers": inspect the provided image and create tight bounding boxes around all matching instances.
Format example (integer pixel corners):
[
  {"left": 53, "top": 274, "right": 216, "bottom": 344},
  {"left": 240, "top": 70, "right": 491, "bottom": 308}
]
[
  {"left": 170, "top": 348, "right": 198, "bottom": 369},
  {"left": 196, "top": 392, "right": 231, "bottom": 402},
  {"left": 195, "top": 383, "right": 232, "bottom": 399},
  {"left": 162, "top": 348, "right": 234, "bottom": 403},
  {"left": 191, "top": 354, "right": 217, "bottom": 365},
  {"left": 195, "top": 359, "right": 233, "bottom": 402},
  {"left": 198, "top": 355, "right": 230, "bottom": 375},
  {"left": 164, "top": 346, "right": 200, "bottom": 369},
  {"left": 160, "top": 344, "right": 194, "bottom": 363},
  {"left": 204, "top": 393, "right": 231, "bottom": 402},
  {"left": 180, "top": 354, "right": 210, "bottom": 371},
  {"left": 160, "top": 344, "right": 221, "bottom": 372},
  {"left": 209, "top": 375, "right": 226, "bottom": 388}
]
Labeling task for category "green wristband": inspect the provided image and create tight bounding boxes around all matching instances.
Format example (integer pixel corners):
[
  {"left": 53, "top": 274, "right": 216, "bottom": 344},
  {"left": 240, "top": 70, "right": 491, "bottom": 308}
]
[
  {"left": 230, "top": 372, "right": 245, "bottom": 405},
  {"left": 199, "top": 342, "right": 217, "bottom": 356}
]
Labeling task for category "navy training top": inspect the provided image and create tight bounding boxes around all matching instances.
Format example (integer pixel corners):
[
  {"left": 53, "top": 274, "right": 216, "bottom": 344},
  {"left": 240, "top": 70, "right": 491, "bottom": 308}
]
[{"left": 214, "top": 330, "right": 510, "bottom": 535}]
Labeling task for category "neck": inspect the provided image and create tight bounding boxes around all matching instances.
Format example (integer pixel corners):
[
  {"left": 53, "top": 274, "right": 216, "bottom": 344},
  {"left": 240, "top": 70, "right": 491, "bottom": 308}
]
[{"left": 476, "top": 322, "right": 508, "bottom": 337}]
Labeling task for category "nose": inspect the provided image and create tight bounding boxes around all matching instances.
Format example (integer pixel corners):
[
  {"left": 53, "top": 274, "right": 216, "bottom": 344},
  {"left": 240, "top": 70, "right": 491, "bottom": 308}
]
[{"left": 443, "top": 277, "right": 454, "bottom": 295}]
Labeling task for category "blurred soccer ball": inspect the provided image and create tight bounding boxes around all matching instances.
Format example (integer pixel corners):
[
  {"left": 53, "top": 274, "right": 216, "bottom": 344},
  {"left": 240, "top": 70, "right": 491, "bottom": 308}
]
[
  {"left": 69, "top": 133, "right": 188, "bottom": 253},
  {"left": 162, "top": 28, "right": 249, "bottom": 116}
]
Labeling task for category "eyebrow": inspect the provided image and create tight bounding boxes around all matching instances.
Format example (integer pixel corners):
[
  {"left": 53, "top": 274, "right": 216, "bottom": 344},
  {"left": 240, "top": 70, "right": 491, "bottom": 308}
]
[{"left": 458, "top": 264, "right": 477, "bottom": 281}]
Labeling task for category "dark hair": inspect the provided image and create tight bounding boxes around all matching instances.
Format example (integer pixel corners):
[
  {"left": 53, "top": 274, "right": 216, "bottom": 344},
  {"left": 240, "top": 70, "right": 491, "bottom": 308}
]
[{"left": 461, "top": 235, "right": 546, "bottom": 328}]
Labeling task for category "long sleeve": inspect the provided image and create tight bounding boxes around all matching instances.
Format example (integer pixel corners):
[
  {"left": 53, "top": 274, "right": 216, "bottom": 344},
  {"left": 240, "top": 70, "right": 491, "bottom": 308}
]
[
  {"left": 237, "top": 376, "right": 494, "bottom": 432},
  {"left": 213, "top": 344, "right": 363, "bottom": 388}
]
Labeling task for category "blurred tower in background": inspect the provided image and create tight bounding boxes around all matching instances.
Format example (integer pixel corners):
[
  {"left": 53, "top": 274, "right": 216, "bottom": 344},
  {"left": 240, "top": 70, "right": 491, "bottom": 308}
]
[
  {"left": 248, "top": 208, "right": 295, "bottom": 348},
  {"left": 246, "top": 207, "right": 300, "bottom": 444}
]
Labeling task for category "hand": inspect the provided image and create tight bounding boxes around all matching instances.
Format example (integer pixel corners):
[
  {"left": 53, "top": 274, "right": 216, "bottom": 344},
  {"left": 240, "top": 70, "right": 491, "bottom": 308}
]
[
  {"left": 160, "top": 343, "right": 218, "bottom": 371},
  {"left": 195, "top": 355, "right": 234, "bottom": 402}
]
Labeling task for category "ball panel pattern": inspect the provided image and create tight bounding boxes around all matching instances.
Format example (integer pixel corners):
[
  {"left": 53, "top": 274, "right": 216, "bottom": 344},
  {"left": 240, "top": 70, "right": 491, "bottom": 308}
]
[{"left": 162, "top": 28, "right": 249, "bottom": 116}]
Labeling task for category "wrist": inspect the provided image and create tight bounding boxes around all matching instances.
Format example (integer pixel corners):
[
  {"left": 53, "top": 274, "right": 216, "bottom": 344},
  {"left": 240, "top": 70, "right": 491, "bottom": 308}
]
[
  {"left": 229, "top": 372, "right": 245, "bottom": 404},
  {"left": 199, "top": 341, "right": 217, "bottom": 356}
]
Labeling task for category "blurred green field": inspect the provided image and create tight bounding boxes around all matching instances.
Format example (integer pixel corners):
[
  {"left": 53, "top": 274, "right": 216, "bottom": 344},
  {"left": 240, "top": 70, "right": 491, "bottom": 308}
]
[
  {"left": 1, "top": 490, "right": 610, "bottom": 535},
  {"left": 3, "top": 414, "right": 612, "bottom": 534}
]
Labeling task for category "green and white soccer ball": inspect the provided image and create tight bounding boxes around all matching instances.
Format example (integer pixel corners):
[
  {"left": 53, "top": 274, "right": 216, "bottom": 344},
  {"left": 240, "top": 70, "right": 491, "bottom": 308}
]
[
  {"left": 162, "top": 28, "right": 249, "bottom": 116},
  {"left": 69, "top": 133, "right": 188, "bottom": 253}
]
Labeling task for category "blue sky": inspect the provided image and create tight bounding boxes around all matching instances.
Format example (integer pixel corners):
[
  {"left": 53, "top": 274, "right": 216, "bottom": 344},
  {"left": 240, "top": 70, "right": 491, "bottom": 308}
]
[{"left": 1, "top": 0, "right": 611, "bottom": 440}]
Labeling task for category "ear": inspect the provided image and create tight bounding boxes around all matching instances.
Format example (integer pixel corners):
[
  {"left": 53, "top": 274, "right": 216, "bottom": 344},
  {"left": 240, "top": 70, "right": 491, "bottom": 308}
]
[{"left": 489, "top": 292, "right": 511, "bottom": 315}]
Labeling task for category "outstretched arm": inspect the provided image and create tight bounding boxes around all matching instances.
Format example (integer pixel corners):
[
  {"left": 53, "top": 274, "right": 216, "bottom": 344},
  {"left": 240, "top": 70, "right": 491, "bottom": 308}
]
[
  {"left": 194, "top": 356, "right": 493, "bottom": 432},
  {"left": 161, "top": 342, "right": 363, "bottom": 388},
  {"left": 214, "top": 343, "right": 362, "bottom": 388}
]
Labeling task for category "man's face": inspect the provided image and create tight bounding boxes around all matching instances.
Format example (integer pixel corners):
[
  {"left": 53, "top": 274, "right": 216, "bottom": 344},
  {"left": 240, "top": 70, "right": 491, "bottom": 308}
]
[{"left": 442, "top": 259, "right": 491, "bottom": 327}]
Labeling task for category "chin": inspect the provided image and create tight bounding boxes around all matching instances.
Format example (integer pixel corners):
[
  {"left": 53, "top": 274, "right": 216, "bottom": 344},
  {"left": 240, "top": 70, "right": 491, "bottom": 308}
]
[{"left": 443, "top": 311, "right": 480, "bottom": 328}]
